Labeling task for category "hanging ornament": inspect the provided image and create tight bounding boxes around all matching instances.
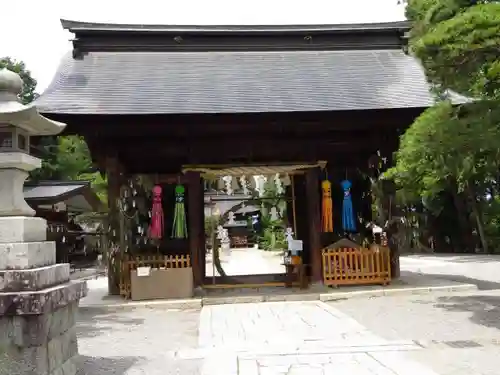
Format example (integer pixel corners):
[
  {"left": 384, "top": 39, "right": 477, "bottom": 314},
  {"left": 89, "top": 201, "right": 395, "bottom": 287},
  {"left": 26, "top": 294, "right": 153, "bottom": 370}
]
[
  {"left": 285, "top": 227, "right": 294, "bottom": 243},
  {"left": 228, "top": 212, "right": 236, "bottom": 225},
  {"left": 148, "top": 185, "right": 164, "bottom": 240},
  {"left": 240, "top": 176, "right": 250, "bottom": 195},
  {"left": 171, "top": 184, "right": 188, "bottom": 239},
  {"left": 341, "top": 179, "right": 356, "bottom": 233},
  {"left": 216, "top": 225, "right": 225, "bottom": 240},
  {"left": 217, "top": 177, "right": 225, "bottom": 191},
  {"left": 254, "top": 175, "right": 267, "bottom": 197},
  {"left": 321, "top": 180, "right": 333, "bottom": 233},
  {"left": 274, "top": 173, "right": 284, "bottom": 195},
  {"left": 231, "top": 176, "right": 239, "bottom": 192},
  {"left": 270, "top": 206, "right": 279, "bottom": 221},
  {"left": 282, "top": 174, "right": 292, "bottom": 186},
  {"left": 222, "top": 176, "right": 233, "bottom": 195},
  {"left": 250, "top": 175, "right": 257, "bottom": 190}
]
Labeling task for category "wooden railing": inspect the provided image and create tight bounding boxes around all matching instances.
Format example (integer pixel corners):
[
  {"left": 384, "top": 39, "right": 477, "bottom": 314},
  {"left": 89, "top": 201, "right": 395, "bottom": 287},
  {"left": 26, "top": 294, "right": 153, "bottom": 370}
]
[
  {"left": 119, "top": 254, "right": 191, "bottom": 299},
  {"left": 322, "top": 247, "right": 391, "bottom": 287}
]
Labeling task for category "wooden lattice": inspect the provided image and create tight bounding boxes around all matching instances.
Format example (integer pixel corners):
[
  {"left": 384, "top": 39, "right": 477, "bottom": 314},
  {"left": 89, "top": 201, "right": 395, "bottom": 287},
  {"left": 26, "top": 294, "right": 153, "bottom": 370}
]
[{"left": 321, "top": 247, "right": 391, "bottom": 287}]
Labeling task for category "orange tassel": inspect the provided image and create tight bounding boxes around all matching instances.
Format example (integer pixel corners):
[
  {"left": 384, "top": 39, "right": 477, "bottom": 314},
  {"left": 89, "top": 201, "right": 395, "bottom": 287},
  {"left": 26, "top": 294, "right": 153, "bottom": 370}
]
[{"left": 321, "top": 180, "right": 333, "bottom": 232}]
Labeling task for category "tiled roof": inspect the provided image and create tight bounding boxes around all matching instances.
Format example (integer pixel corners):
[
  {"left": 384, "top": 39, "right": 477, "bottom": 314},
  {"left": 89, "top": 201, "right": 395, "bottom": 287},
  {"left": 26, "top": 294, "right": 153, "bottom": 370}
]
[
  {"left": 36, "top": 49, "right": 462, "bottom": 115},
  {"left": 23, "top": 183, "right": 86, "bottom": 200}
]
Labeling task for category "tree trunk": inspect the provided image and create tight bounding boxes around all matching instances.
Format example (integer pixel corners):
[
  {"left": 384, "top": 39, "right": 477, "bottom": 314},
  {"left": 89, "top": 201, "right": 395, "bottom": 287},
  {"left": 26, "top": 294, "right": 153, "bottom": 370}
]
[
  {"left": 467, "top": 183, "right": 489, "bottom": 254},
  {"left": 450, "top": 187, "right": 475, "bottom": 252}
]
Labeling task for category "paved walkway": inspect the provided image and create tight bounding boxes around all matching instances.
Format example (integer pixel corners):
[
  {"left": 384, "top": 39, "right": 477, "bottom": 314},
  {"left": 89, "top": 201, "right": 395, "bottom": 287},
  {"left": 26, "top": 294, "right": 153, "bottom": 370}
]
[
  {"left": 206, "top": 247, "right": 285, "bottom": 277},
  {"left": 401, "top": 254, "right": 500, "bottom": 285},
  {"left": 176, "top": 301, "right": 440, "bottom": 374}
]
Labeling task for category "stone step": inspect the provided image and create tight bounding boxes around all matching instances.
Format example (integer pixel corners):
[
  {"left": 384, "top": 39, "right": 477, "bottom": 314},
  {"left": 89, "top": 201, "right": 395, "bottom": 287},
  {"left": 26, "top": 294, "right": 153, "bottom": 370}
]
[
  {"left": 0, "top": 241, "right": 56, "bottom": 270},
  {"left": 0, "top": 280, "right": 88, "bottom": 316},
  {"left": 0, "top": 263, "right": 70, "bottom": 292}
]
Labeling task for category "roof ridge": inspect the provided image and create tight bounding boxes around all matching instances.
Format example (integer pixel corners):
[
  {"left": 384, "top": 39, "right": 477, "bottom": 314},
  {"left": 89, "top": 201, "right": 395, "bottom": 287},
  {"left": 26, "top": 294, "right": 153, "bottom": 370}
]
[{"left": 61, "top": 19, "right": 410, "bottom": 33}]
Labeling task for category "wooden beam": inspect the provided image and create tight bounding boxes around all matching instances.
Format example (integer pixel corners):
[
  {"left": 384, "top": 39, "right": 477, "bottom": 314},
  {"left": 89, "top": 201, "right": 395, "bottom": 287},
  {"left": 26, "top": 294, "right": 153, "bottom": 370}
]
[
  {"left": 111, "top": 139, "right": 388, "bottom": 164},
  {"left": 51, "top": 107, "right": 423, "bottom": 138},
  {"left": 121, "top": 156, "right": 373, "bottom": 174}
]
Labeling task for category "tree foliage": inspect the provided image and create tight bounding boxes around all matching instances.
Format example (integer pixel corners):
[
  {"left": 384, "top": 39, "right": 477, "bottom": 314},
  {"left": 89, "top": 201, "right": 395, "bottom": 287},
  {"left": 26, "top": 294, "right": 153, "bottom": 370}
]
[
  {"left": 0, "top": 57, "right": 38, "bottom": 104},
  {"left": 409, "top": 2, "right": 500, "bottom": 98},
  {"left": 385, "top": 1, "right": 500, "bottom": 252},
  {"left": 1, "top": 56, "right": 107, "bottom": 206}
]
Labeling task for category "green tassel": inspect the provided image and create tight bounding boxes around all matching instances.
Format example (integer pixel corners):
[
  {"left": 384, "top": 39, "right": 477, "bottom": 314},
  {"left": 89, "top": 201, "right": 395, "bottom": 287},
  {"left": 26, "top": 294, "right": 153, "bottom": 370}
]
[{"left": 172, "top": 185, "right": 188, "bottom": 238}]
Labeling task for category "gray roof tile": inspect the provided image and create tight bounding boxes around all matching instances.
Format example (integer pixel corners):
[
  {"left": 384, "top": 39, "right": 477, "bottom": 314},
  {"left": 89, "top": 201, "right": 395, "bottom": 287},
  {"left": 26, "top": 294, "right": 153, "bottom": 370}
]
[{"left": 36, "top": 49, "right": 460, "bottom": 115}]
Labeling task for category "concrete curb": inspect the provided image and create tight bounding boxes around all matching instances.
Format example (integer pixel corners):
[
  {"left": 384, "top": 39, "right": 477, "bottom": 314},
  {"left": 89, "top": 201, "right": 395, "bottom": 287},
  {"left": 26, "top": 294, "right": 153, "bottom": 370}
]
[
  {"left": 70, "top": 270, "right": 106, "bottom": 283},
  {"left": 79, "top": 282, "right": 478, "bottom": 310},
  {"left": 80, "top": 298, "right": 203, "bottom": 311},
  {"left": 319, "top": 282, "right": 478, "bottom": 302}
]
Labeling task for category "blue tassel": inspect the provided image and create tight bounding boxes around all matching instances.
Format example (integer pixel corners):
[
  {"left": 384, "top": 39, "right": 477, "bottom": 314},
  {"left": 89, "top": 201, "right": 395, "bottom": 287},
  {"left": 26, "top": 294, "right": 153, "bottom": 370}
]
[{"left": 341, "top": 180, "right": 356, "bottom": 232}]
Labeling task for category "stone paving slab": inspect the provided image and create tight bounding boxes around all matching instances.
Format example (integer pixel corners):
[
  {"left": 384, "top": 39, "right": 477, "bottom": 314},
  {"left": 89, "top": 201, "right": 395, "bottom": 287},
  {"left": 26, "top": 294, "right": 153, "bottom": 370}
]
[{"left": 194, "top": 301, "right": 442, "bottom": 375}]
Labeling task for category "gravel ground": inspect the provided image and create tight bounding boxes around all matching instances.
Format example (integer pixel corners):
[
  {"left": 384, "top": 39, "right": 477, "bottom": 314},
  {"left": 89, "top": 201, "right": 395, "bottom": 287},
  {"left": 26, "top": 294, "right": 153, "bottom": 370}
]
[
  {"left": 329, "top": 289, "right": 500, "bottom": 375},
  {"left": 75, "top": 306, "right": 201, "bottom": 375}
]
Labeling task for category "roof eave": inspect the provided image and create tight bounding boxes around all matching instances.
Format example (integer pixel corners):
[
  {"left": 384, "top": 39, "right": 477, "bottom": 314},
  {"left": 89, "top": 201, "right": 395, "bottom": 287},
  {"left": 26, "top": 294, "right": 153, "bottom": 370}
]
[{"left": 61, "top": 19, "right": 411, "bottom": 34}]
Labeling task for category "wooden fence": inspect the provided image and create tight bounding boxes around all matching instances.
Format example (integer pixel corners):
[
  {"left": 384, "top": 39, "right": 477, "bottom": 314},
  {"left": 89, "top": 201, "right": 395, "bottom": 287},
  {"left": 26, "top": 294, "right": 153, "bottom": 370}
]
[
  {"left": 322, "top": 247, "right": 391, "bottom": 287},
  {"left": 119, "top": 254, "right": 191, "bottom": 299}
]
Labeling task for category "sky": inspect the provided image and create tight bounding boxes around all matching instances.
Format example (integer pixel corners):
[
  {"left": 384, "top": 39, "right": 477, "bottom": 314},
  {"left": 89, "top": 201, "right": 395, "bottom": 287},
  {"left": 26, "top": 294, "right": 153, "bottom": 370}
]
[{"left": 0, "top": 0, "right": 405, "bottom": 94}]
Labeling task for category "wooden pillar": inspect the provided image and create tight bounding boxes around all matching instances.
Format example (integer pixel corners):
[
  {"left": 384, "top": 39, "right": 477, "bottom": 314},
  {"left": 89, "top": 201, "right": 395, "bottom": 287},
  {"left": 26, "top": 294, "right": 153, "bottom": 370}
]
[
  {"left": 186, "top": 171, "right": 204, "bottom": 287},
  {"left": 305, "top": 168, "right": 322, "bottom": 283},
  {"left": 105, "top": 154, "right": 124, "bottom": 295}
]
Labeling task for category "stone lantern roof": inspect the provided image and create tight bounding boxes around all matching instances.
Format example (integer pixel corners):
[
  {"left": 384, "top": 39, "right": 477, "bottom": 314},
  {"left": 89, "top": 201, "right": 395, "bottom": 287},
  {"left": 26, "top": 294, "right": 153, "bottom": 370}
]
[{"left": 0, "top": 68, "right": 66, "bottom": 135}]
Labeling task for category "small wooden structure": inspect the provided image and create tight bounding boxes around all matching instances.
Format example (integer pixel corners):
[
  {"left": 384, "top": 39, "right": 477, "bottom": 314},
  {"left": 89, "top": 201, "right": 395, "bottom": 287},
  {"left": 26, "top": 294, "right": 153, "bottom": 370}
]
[
  {"left": 120, "top": 254, "right": 192, "bottom": 299},
  {"left": 35, "top": 19, "right": 455, "bottom": 295},
  {"left": 322, "top": 247, "right": 391, "bottom": 287},
  {"left": 24, "top": 180, "right": 103, "bottom": 213},
  {"left": 24, "top": 180, "right": 104, "bottom": 267}
]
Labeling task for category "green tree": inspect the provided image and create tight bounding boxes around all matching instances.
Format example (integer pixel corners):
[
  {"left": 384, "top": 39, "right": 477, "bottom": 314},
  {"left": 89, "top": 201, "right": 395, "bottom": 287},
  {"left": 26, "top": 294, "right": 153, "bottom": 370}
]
[
  {"left": 385, "top": 1, "right": 500, "bottom": 253},
  {"left": 0, "top": 57, "right": 37, "bottom": 104},
  {"left": 1, "top": 56, "right": 107, "bottom": 205}
]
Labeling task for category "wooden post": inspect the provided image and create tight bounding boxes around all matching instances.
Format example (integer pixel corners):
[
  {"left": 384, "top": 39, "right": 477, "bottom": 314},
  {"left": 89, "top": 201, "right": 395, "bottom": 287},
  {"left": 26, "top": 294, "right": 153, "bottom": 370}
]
[
  {"left": 105, "top": 154, "right": 124, "bottom": 295},
  {"left": 305, "top": 168, "right": 322, "bottom": 283},
  {"left": 186, "top": 171, "right": 204, "bottom": 287}
]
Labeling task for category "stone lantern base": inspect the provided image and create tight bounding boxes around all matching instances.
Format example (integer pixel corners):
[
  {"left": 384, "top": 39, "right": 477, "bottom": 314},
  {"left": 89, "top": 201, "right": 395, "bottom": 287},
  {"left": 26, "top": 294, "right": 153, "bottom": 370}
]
[
  {"left": 0, "top": 156, "right": 87, "bottom": 375},
  {"left": 0, "top": 215, "right": 87, "bottom": 375}
]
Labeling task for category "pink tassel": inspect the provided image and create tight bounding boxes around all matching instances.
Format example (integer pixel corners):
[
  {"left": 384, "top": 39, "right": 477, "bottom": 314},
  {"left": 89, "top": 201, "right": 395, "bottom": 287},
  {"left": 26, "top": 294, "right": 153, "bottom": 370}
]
[{"left": 148, "top": 185, "right": 164, "bottom": 239}]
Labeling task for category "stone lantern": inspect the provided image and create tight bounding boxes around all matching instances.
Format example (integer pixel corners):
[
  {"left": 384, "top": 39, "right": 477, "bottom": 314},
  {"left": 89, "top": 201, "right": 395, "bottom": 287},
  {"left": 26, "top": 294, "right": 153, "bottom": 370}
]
[{"left": 0, "top": 68, "right": 87, "bottom": 375}]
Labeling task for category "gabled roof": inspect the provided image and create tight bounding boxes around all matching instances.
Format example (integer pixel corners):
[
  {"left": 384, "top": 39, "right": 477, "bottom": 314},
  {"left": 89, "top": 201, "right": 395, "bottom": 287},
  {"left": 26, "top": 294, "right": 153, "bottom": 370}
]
[
  {"left": 36, "top": 49, "right": 463, "bottom": 115},
  {"left": 24, "top": 181, "right": 103, "bottom": 213},
  {"left": 36, "top": 19, "right": 464, "bottom": 116}
]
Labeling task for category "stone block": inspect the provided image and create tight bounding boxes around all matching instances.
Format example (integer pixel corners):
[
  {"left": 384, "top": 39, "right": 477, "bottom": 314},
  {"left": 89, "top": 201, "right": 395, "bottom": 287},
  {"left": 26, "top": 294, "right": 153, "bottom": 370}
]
[
  {"left": 0, "top": 301, "right": 78, "bottom": 347},
  {"left": 0, "top": 341, "right": 49, "bottom": 375},
  {"left": 0, "top": 263, "right": 70, "bottom": 292},
  {"left": 47, "top": 327, "right": 78, "bottom": 373},
  {"left": 0, "top": 241, "right": 55, "bottom": 270},
  {"left": 0, "top": 216, "right": 47, "bottom": 243},
  {"left": 0, "top": 327, "right": 78, "bottom": 375},
  {"left": 50, "top": 357, "right": 77, "bottom": 375},
  {"left": 0, "top": 280, "right": 87, "bottom": 315}
]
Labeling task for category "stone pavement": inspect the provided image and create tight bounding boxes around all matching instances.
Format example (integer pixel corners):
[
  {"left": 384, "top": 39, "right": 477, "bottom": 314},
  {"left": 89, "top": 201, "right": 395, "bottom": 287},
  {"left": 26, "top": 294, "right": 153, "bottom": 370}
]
[
  {"left": 206, "top": 247, "right": 284, "bottom": 277},
  {"left": 331, "top": 288, "right": 500, "bottom": 375},
  {"left": 401, "top": 254, "right": 500, "bottom": 289},
  {"left": 175, "top": 301, "right": 440, "bottom": 374},
  {"left": 76, "top": 306, "right": 201, "bottom": 374}
]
